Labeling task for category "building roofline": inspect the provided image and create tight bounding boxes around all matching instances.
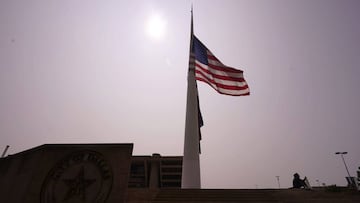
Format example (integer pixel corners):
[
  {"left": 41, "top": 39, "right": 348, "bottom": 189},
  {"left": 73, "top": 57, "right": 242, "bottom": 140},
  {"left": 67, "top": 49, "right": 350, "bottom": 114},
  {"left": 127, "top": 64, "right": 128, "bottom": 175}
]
[{"left": 1, "top": 143, "right": 134, "bottom": 159}]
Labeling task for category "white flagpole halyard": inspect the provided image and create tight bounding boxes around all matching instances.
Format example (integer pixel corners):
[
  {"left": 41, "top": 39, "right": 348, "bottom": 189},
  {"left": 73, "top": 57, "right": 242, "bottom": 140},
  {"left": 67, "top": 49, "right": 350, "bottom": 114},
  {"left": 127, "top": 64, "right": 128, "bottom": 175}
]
[{"left": 182, "top": 8, "right": 201, "bottom": 189}]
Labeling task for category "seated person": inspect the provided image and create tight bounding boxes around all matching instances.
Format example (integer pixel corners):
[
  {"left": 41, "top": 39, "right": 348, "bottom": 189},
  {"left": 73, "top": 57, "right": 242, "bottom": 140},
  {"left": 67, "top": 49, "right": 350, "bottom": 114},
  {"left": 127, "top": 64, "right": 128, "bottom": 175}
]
[{"left": 293, "top": 173, "right": 309, "bottom": 189}]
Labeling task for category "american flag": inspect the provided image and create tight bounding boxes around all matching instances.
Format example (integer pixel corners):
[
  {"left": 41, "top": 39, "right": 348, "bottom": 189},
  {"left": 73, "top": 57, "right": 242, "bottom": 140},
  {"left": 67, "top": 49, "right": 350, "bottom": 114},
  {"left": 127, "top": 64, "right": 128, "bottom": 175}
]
[{"left": 192, "top": 35, "right": 250, "bottom": 96}]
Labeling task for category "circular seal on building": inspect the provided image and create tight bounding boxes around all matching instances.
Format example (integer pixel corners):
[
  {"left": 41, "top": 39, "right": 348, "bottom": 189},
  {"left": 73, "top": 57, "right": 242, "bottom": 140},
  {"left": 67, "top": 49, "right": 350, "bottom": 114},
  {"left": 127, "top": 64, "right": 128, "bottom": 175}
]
[{"left": 41, "top": 150, "right": 113, "bottom": 203}]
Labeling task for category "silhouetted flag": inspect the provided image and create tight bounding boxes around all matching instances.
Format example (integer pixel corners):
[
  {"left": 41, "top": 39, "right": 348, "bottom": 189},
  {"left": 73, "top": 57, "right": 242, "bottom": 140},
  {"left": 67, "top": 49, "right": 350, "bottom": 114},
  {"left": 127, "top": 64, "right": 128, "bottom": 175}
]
[
  {"left": 193, "top": 36, "right": 250, "bottom": 96},
  {"left": 189, "top": 51, "right": 204, "bottom": 153}
]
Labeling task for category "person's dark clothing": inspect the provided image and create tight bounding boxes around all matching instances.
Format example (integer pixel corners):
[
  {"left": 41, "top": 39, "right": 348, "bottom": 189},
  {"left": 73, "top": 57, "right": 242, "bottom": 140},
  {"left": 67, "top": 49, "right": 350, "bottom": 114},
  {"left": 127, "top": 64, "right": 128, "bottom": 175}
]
[{"left": 293, "top": 173, "right": 306, "bottom": 188}]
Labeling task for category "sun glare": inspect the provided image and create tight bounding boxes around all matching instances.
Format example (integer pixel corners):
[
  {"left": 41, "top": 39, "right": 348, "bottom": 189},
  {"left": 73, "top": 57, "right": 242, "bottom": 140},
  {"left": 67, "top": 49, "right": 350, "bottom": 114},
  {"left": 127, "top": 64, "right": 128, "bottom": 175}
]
[{"left": 146, "top": 14, "right": 166, "bottom": 40}]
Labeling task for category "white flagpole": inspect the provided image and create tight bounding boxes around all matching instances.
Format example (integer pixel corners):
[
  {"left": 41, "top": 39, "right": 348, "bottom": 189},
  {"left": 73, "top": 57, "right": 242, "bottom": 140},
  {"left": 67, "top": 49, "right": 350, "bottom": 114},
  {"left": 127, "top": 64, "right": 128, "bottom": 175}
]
[{"left": 181, "top": 8, "right": 201, "bottom": 189}]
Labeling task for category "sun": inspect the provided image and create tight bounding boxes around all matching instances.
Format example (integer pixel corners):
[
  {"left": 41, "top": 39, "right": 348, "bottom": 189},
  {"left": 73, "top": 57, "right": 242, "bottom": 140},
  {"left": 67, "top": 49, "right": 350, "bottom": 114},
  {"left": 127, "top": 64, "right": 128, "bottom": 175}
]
[{"left": 146, "top": 14, "right": 167, "bottom": 40}]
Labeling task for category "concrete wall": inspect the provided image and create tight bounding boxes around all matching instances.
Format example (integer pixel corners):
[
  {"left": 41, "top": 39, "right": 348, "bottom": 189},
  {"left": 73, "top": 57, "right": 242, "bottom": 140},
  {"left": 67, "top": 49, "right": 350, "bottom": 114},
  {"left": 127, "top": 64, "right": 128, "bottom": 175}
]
[{"left": 0, "top": 144, "right": 133, "bottom": 203}]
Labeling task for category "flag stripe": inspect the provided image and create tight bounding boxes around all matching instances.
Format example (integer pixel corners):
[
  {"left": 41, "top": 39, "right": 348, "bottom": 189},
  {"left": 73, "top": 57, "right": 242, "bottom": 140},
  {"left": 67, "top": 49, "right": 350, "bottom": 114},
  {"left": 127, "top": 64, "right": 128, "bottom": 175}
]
[
  {"left": 195, "top": 71, "right": 247, "bottom": 89},
  {"left": 207, "top": 55, "right": 243, "bottom": 73},
  {"left": 195, "top": 66, "right": 250, "bottom": 95},
  {"left": 195, "top": 70, "right": 249, "bottom": 91},
  {"left": 195, "top": 72, "right": 248, "bottom": 91},
  {"left": 196, "top": 76, "right": 250, "bottom": 96},
  {"left": 195, "top": 62, "right": 246, "bottom": 82}
]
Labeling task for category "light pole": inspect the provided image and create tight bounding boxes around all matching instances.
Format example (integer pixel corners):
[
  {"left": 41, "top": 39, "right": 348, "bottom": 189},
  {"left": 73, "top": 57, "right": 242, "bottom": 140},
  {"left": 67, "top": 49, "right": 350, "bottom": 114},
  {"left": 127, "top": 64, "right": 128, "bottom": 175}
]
[
  {"left": 335, "top": 152, "right": 352, "bottom": 179},
  {"left": 276, "top": 176, "right": 280, "bottom": 189},
  {"left": 1, "top": 145, "right": 9, "bottom": 158}
]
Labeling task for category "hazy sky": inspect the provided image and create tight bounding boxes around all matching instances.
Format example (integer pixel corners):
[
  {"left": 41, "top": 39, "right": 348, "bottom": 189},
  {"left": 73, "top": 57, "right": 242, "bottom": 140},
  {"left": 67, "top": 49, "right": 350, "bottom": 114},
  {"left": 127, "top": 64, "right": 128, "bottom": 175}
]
[{"left": 1, "top": 0, "right": 360, "bottom": 189}]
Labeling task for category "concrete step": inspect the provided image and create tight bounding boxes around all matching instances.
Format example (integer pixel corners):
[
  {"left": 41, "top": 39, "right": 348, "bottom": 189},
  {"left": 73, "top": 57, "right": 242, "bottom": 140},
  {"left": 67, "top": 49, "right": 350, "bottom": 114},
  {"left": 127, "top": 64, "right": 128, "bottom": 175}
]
[
  {"left": 127, "top": 188, "right": 360, "bottom": 203},
  {"left": 152, "top": 189, "right": 278, "bottom": 202}
]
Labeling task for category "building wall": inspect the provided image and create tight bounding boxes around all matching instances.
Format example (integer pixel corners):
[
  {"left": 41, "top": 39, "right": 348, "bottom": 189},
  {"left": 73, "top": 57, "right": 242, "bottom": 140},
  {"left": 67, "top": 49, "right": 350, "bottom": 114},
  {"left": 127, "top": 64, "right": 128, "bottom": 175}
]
[{"left": 0, "top": 144, "right": 133, "bottom": 203}]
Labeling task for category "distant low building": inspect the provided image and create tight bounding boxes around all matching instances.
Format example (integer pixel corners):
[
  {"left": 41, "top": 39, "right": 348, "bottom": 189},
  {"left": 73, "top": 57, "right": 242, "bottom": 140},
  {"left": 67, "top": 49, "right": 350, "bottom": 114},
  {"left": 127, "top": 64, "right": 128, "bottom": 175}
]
[{"left": 129, "top": 154, "right": 182, "bottom": 188}]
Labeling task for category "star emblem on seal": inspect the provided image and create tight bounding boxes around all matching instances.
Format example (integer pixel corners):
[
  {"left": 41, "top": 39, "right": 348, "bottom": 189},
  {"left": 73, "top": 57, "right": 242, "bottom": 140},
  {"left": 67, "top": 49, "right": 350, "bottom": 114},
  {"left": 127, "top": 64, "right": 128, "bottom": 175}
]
[
  {"left": 62, "top": 166, "right": 96, "bottom": 201},
  {"left": 41, "top": 150, "right": 113, "bottom": 203}
]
